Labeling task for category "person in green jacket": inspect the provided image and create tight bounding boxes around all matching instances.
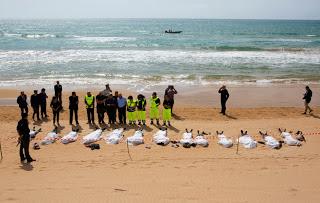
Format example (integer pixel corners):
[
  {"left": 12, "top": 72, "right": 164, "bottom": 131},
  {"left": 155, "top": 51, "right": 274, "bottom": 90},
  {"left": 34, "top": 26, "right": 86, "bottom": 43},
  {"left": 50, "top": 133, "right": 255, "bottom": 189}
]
[{"left": 149, "top": 92, "right": 160, "bottom": 125}]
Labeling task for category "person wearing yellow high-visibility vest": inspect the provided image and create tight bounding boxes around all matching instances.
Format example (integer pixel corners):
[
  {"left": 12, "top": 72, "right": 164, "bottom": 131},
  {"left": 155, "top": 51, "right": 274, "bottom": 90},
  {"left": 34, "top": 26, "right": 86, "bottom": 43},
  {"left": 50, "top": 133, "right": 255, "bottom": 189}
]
[
  {"left": 136, "top": 94, "right": 147, "bottom": 125},
  {"left": 149, "top": 92, "right": 160, "bottom": 125},
  {"left": 84, "top": 92, "right": 95, "bottom": 125},
  {"left": 127, "top": 96, "right": 137, "bottom": 125},
  {"left": 163, "top": 95, "right": 173, "bottom": 126}
]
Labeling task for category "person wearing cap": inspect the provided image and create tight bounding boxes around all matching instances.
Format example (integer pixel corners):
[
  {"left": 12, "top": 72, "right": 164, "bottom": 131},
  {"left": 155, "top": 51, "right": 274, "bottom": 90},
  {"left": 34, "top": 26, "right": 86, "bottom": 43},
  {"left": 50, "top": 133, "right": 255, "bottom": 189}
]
[
  {"left": 17, "top": 91, "right": 28, "bottom": 116},
  {"left": 101, "top": 84, "right": 112, "bottom": 97},
  {"left": 303, "top": 86, "right": 313, "bottom": 114},
  {"left": 137, "top": 94, "right": 147, "bottom": 125},
  {"left": 54, "top": 81, "right": 63, "bottom": 107},
  {"left": 218, "top": 85, "right": 230, "bottom": 115},
  {"left": 85, "top": 92, "right": 95, "bottom": 125},
  {"left": 117, "top": 93, "right": 127, "bottom": 125},
  {"left": 17, "top": 113, "right": 35, "bottom": 163},
  {"left": 165, "top": 85, "right": 178, "bottom": 114},
  {"left": 69, "top": 92, "right": 79, "bottom": 125},
  {"left": 39, "top": 88, "right": 48, "bottom": 118},
  {"left": 127, "top": 96, "right": 137, "bottom": 125},
  {"left": 31, "top": 90, "right": 40, "bottom": 121},
  {"left": 163, "top": 95, "right": 173, "bottom": 126},
  {"left": 150, "top": 92, "right": 160, "bottom": 125},
  {"left": 96, "top": 92, "right": 106, "bottom": 124},
  {"left": 50, "top": 95, "right": 62, "bottom": 126}
]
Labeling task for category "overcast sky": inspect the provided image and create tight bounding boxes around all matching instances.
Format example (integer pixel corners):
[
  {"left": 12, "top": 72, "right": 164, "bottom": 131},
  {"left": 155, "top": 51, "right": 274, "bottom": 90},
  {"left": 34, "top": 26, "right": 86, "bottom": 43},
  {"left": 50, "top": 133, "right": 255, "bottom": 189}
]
[{"left": 1, "top": 0, "right": 319, "bottom": 20}]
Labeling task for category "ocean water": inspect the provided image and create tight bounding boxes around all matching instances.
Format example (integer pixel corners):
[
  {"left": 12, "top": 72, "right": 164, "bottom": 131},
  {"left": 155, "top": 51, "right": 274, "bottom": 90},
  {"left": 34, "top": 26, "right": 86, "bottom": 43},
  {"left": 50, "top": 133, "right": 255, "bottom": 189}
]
[{"left": 0, "top": 19, "right": 320, "bottom": 89}]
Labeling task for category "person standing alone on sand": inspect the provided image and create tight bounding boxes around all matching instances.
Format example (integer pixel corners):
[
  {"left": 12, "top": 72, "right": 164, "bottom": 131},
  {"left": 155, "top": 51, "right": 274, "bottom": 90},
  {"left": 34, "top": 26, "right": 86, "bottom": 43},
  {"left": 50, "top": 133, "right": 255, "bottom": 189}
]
[
  {"left": 31, "top": 90, "right": 40, "bottom": 121},
  {"left": 54, "top": 81, "right": 63, "bottom": 108},
  {"left": 39, "top": 88, "right": 48, "bottom": 118},
  {"left": 218, "top": 85, "right": 229, "bottom": 115},
  {"left": 69, "top": 92, "right": 79, "bottom": 125},
  {"left": 303, "top": 86, "right": 313, "bottom": 114},
  {"left": 17, "top": 91, "right": 28, "bottom": 116},
  {"left": 17, "top": 113, "right": 35, "bottom": 163},
  {"left": 165, "top": 85, "right": 178, "bottom": 114}
]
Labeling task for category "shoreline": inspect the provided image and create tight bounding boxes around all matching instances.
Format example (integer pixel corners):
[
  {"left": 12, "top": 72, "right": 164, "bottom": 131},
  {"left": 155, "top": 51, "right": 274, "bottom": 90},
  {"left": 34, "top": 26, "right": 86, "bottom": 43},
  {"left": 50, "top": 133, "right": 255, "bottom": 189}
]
[{"left": 0, "top": 83, "right": 318, "bottom": 108}]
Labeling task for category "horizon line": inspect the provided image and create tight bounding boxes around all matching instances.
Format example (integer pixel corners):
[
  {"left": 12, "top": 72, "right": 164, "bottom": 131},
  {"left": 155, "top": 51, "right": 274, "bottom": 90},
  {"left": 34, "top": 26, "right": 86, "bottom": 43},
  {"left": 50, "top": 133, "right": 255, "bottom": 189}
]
[{"left": 0, "top": 17, "right": 320, "bottom": 21}]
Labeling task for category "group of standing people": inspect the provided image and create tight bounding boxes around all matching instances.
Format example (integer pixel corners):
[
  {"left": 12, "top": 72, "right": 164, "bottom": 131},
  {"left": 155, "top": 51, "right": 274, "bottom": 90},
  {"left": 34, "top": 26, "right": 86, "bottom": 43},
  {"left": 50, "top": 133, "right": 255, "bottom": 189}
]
[{"left": 83, "top": 84, "right": 178, "bottom": 127}]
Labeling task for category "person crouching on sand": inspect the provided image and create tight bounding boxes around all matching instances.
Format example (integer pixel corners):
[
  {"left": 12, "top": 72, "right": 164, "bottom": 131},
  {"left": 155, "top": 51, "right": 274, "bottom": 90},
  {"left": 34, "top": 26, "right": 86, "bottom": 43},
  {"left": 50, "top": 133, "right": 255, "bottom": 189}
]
[
  {"left": 303, "top": 86, "right": 313, "bottom": 114},
  {"left": 17, "top": 113, "right": 35, "bottom": 163},
  {"left": 127, "top": 96, "right": 137, "bottom": 125},
  {"left": 163, "top": 95, "right": 172, "bottom": 126}
]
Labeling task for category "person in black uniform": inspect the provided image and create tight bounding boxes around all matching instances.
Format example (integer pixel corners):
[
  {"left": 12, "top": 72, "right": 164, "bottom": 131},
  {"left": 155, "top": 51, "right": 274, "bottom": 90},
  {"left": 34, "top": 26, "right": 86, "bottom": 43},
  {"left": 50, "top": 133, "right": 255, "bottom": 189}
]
[
  {"left": 303, "top": 86, "right": 313, "bottom": 114},
  {"left": 39, "top": 88, "right": 48, "bottom": 118},
  {"left": 50, "top": 96, "right": 62, "bottom": 126},
  {"left": 69, "top": 92, "right": 79, "bottom": 125},
  {"left": 96, "top": 92, "right": 106, "bottom": 124},
  {"left": 17, "top": 91, "right": 28, "bottom": 116},
  {"left": 218, "top": 85, "right": 230, "bottom": 115},
  {"left": 30, "top": 90, "right": 40, "bottom": 121},
  {"left": 54, "top": 81, "right": 63, "bottom": 108},
  {"left": 17, "top": 113, "right": 35, "bottom": 163},
  {"left": 105, "top": 94, "right": 117, "bottom": 125}
]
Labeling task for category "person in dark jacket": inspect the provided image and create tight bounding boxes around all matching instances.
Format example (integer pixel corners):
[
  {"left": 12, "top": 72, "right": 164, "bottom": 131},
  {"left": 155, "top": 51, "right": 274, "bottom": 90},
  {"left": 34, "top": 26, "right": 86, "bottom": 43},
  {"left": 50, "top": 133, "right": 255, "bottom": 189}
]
[
  {"left": 30, "top": 90, "right": 40, "bottom": 121},
  {"left": 105, "top": 94, "right": 117, "bottom": 124},
  {"left": 39, "top": 88, "right": 48, "bottom": 118},
  {"left": 50, "top": 96, "right": 62, "bottom": 126},
  {"left": 17, "top": 113, "right": 35, "bottom": 163},
  {"left": 17, "top": 91, "right": 28, "bottom": 116},
  {"left": 165, "top": 85, "right": 178, "bottom": 114},
  {"left": 54, "top": 81, "right": 63, "bottom": 108},
  {"left": 218, "top": 85, "right": 230, "bottom": 115},
  {"left": 69, "top": 92, "right": 79, "bottom": 125},
  {"left": 117, "top": 93, "right": 127, "bottom": 125},
  {"left": 96, "top": 92, "right": 106, "bottom": 124},
  {"left": 303, "top": 86, "right": 313, "bottom": 114}
]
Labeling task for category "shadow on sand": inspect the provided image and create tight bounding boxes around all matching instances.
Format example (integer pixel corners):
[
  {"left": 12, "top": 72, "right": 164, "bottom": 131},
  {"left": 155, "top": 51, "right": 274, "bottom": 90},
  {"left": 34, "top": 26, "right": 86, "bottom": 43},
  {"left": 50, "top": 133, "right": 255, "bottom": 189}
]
[{"left": 20, "top": 163, "right": 34, "bottom": 171}]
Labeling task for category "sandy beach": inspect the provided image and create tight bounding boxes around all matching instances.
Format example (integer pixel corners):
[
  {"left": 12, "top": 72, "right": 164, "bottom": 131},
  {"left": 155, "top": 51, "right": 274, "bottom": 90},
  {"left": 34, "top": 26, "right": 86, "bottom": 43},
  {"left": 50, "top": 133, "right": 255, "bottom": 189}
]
[{"left": 0, "top": 85, "right": 319, "bottom": 202}]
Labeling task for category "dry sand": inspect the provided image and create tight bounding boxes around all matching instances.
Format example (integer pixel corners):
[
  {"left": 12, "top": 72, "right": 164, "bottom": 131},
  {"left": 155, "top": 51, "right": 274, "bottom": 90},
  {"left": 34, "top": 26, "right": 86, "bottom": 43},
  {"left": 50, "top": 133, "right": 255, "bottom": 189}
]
[{"left": 0, "top": 86, "right": 320, "bottom": 202}]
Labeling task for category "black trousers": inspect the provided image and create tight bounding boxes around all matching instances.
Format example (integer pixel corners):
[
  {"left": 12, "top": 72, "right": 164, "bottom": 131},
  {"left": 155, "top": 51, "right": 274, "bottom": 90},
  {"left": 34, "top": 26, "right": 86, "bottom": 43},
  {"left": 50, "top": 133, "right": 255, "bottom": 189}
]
[
  {"left": 19, "top": 134, "right": 32, "bottom": 161},
  {"left": 170, "top": 99, "right": 175, "bottom": 114},
  {"left": 107, "top": 109, "right": 116, "bottom": 124},
  {"left": 118, "top": 107, "right": 126, "bottom": 124},
  {"left": 32, "top": 106, "right": 40, "bottom": 120},
  {"left": 221, "top": 100, "right": 227, "bottom": 114},
  {"left": 53, "top": 111, "right": 60, "bottom": 124},
  {"left": 70, "top": 109, "right": 79, "bottom": 124},
  {"left": 55, "top": 92, "right": 62, "bottom": 104},
  {"left": 97, "top": 108, "right": 105, "bottom": 123},
  {"left": 41, "top": 103, "right": 47, "bottom": 118},
  {"left": 87, "top": 108, "right": 94, "bottom": 123},
  {"left": 20, "top": 106, "right": 28, "bottom": 116}
]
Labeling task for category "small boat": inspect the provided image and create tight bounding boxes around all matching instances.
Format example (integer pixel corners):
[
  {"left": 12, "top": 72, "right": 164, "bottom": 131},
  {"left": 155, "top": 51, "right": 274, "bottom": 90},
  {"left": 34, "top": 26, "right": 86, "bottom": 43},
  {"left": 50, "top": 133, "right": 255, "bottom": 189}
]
[{"left": 165, "top": 30, "right": 182, "bottom": 34}]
